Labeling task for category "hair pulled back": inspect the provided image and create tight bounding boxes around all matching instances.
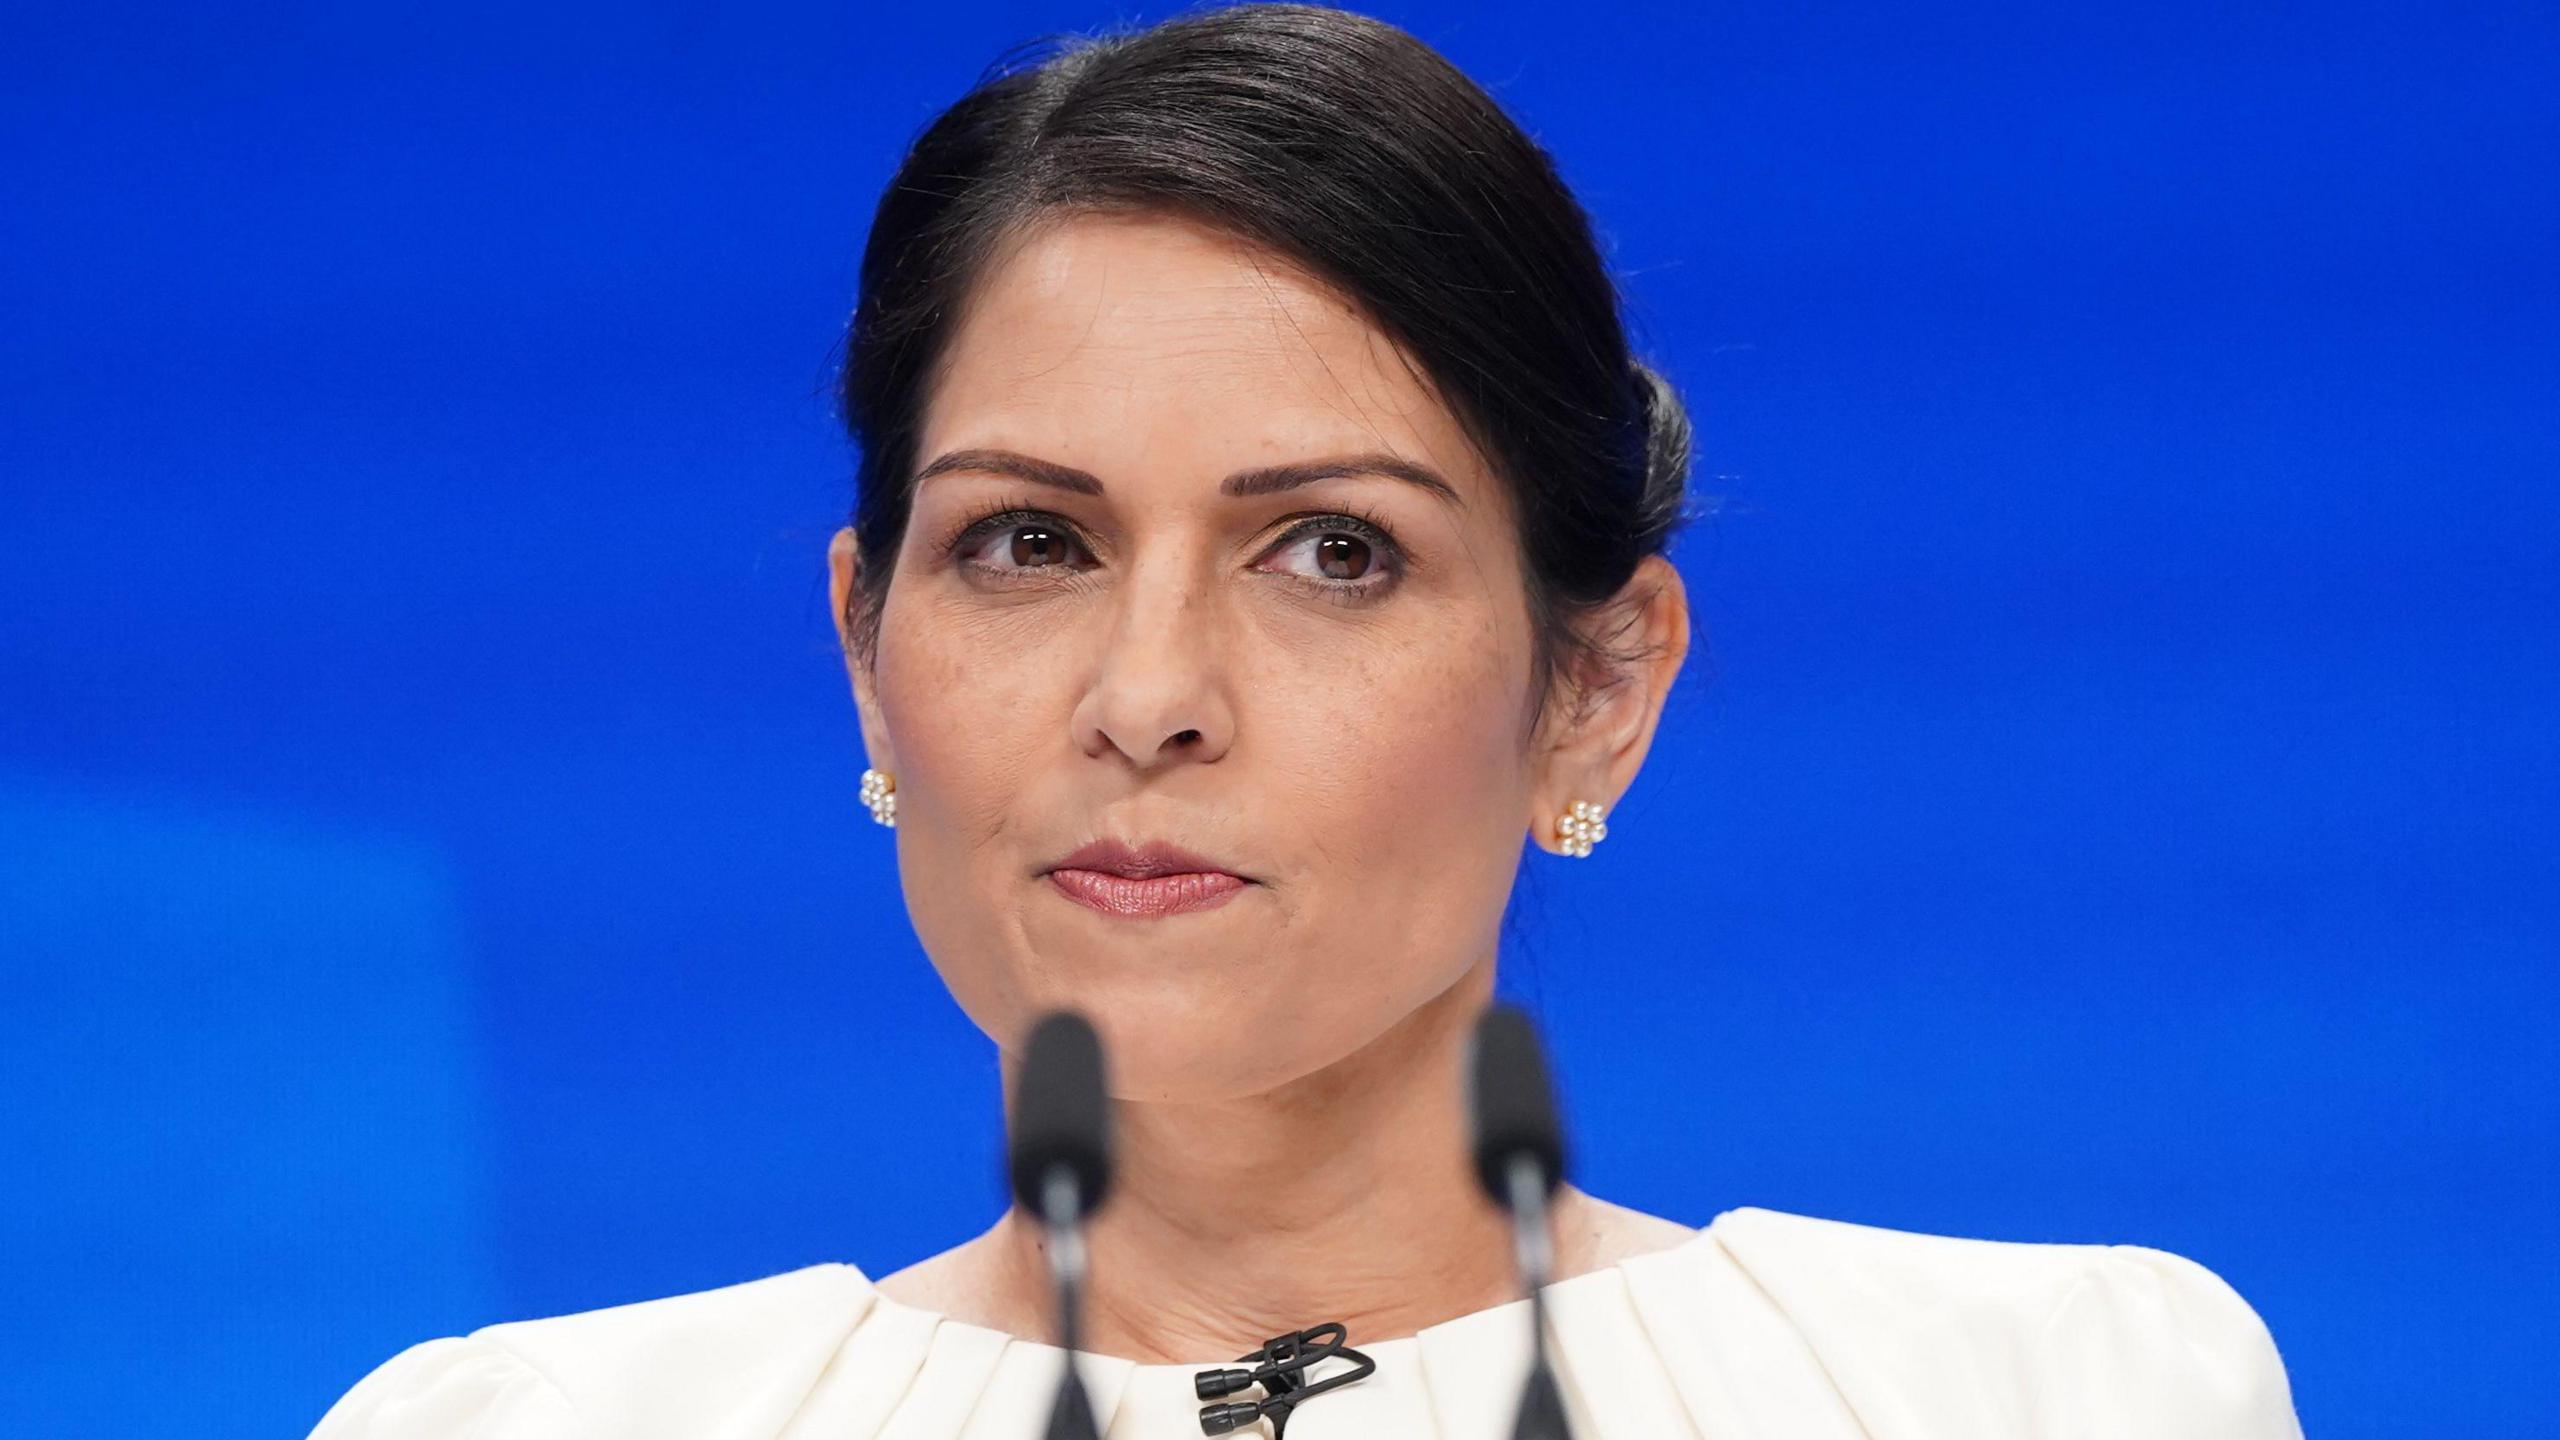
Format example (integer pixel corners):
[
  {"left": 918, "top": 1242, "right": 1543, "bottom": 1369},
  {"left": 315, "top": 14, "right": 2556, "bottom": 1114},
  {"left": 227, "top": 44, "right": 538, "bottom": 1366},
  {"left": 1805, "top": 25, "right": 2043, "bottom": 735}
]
[{"left": 839, "top": 3, "right": 1693, "bottom": 723}]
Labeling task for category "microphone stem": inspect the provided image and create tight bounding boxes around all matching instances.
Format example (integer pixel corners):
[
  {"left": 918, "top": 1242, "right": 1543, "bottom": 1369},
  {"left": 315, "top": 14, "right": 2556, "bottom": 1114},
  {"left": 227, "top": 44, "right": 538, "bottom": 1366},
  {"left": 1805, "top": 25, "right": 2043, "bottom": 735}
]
[
  {"left": 1505, "top": 1154, "right": 1573, "bottom": 1439},
  {"left": 1041, "top": 1167, "right": 1089, "bottom": 1357},
  {"left": 1504, "top": 1154, "right": 1554, "bottom": 1294}
]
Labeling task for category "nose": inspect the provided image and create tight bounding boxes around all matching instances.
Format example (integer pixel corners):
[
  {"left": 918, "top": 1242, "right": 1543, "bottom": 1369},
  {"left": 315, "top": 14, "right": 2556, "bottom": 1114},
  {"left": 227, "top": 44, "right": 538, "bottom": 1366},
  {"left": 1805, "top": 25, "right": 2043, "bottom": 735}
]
[{"left": 1069, "top": 554, "right": 1236, "bottom": 770}]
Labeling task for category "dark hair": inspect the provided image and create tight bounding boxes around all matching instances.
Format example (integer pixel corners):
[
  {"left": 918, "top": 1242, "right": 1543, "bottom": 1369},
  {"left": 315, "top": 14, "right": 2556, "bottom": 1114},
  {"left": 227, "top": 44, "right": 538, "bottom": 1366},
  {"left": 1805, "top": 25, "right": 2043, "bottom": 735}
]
[{"left": 837, "top": 2, "right": 1692, "bottom": 731}]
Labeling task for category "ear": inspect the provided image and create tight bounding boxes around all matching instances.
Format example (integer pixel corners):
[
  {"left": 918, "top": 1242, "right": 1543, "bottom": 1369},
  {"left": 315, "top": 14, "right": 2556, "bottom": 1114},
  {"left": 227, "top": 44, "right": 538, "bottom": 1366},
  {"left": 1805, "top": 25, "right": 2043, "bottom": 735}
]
[
  {"left": 1525, "top": 554, "right": 1691, "bottom": 855},
  {"left": 828, "top": 526, "right": 897, "bottom": 777}
]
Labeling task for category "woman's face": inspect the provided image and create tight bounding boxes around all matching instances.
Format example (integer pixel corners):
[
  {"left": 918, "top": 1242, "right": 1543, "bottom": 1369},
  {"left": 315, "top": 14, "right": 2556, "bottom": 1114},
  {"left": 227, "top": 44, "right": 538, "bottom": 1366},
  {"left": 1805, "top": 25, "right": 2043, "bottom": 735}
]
[{"left": 832, "top": 212, "right": 1578, "bottom": 1101}]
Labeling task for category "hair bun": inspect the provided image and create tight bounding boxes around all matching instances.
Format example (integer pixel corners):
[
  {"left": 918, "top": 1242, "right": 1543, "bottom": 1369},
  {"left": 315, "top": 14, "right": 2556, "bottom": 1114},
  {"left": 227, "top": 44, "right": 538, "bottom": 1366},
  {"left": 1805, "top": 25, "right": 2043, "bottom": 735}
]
[{"left": 1630, "top": 360, "right": 1694, "bottom": 554}]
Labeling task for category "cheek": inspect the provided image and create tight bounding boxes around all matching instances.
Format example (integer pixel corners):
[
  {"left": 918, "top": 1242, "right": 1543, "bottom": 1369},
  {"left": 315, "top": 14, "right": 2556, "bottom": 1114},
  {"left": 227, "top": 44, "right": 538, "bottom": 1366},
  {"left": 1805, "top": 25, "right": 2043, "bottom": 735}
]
[
  {"left": 875, "top": 600, "right": 1043, "bottom": 803},
  {"left": 870, "top": 588, "right": 1057, "bottom": 1031},
  {"left": 1298, "top": 650, "right": 1520, "bottom": 835},
  {"left": 1267, "top": 603, "right": 1534, "bottom": 979}
]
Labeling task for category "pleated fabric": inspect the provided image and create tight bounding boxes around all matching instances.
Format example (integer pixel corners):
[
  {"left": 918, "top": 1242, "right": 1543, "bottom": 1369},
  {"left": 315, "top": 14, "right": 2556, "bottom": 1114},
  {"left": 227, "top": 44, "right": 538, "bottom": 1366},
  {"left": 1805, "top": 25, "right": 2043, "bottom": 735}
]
[{"left": 306, "top": 1206, "right": 2302, "bottom": 1440}]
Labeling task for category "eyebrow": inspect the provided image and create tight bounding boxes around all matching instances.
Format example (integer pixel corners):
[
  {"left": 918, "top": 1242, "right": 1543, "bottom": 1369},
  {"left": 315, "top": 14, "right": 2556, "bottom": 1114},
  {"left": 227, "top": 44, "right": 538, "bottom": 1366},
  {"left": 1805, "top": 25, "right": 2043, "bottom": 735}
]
[{"left": 911, "top": 447, "right": 1463, "bottom": 508}]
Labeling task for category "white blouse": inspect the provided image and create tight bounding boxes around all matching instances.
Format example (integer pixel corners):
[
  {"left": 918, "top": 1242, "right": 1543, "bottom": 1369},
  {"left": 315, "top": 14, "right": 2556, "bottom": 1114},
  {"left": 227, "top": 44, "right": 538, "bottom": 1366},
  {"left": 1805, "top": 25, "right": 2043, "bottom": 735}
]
[{"left": 307, "top": 1204, "right": 2303, "bottom": 1439}]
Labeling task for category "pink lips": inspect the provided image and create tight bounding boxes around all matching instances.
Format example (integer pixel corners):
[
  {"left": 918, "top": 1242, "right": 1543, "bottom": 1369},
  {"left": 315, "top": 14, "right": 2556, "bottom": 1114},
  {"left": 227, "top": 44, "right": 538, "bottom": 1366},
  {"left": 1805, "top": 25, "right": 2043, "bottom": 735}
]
[{"left": 1045, "top": 839, "right": 1251, "bottom": 918}]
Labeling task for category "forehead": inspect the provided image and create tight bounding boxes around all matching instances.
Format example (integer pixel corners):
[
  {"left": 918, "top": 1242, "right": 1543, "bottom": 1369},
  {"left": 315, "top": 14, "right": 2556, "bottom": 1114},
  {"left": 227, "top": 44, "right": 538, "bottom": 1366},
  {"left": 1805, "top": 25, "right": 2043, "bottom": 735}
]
[{"left": 919, "top": 210, "right": 1491, "bottom": 497}]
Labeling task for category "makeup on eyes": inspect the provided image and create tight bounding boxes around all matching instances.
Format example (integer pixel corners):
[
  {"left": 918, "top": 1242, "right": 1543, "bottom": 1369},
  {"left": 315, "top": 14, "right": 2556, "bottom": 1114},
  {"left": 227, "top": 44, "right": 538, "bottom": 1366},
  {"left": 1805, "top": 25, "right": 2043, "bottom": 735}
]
[{"left": 929, "top": 494, "right": 1411, "bottom": 604}]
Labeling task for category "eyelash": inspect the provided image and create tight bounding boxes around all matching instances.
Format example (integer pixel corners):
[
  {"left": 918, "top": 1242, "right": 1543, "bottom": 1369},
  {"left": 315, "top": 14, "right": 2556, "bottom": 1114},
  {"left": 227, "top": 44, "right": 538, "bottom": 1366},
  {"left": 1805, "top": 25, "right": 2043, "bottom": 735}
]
[{"left": 932, "top": 495, "right": 1407, "bottom": 604}]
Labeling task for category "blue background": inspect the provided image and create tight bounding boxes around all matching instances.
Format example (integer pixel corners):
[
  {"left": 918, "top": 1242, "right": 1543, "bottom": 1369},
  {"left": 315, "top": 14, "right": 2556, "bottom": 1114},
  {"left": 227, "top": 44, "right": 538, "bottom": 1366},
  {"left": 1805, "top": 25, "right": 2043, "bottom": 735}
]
[{"left": 4, "top": 2, "right": 2553, "bottom": 1435}]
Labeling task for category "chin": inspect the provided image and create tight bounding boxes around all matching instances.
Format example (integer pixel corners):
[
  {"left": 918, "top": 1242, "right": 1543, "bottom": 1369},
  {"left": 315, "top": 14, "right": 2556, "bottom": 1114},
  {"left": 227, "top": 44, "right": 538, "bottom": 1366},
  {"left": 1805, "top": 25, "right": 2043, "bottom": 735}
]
[
  {"left": 1076, "top": 971, "right": 1361, "bottom": 1103},
  {"left": 1102, "top": 1019, "right": 1347, "bottom": 1104},
  {"left": 950, "top": 959, "right": 1396, "bottom": 1104}
]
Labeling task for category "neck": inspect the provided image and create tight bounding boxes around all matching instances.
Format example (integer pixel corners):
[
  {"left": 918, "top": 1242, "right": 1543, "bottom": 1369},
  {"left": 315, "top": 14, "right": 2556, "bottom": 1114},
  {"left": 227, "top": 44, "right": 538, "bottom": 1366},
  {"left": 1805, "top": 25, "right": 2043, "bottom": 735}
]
[{"left": 999, "top": 962, "right": 1540, "bottom": 1364}]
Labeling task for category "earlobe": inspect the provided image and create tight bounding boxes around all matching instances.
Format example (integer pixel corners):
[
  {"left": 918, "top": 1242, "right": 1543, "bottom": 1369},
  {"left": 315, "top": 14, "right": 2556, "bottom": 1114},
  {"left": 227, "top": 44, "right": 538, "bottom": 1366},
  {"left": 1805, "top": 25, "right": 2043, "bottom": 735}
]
[{"left": 1523, "top": 556, "right": 1691, "bottom": 855}]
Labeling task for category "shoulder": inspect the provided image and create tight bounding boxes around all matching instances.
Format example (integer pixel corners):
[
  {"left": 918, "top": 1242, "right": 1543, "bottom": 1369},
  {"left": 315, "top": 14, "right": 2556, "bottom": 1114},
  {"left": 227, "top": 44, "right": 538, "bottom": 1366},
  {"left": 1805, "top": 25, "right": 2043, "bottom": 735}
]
[
  {"left": 1557, "top": 1188, "right": 1710, "bottom": 1274},
  {"left": 307, "top": 1263, "right": 875, "bottom": 1440},
  {"left": 1696, "top": 1206, "right": 2304, "bottom": 1438}
]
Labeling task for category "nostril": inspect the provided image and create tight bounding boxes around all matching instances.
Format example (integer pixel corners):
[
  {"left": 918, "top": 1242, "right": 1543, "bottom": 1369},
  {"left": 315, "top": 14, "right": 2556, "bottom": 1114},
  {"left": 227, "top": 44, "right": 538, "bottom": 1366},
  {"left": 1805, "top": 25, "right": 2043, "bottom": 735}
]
[{"left": 1172, "top": 729, "right": 1201, "bottom": 745}]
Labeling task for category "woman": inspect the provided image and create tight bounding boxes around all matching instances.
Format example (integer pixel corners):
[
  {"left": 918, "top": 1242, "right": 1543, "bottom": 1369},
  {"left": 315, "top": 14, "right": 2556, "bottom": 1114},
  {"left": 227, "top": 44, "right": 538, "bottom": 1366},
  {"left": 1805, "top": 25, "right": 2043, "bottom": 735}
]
[{"left": 311, "top": 5, "right": 2303, "bottom": 1437}]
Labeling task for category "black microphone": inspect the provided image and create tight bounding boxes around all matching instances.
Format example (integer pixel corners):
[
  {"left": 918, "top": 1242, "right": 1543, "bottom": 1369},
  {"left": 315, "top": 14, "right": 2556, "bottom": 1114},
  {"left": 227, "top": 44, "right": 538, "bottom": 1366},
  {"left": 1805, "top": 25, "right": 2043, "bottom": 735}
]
[
  {"left": 1009, "top": 1011, "right": 1114, "bottom": 1440},
  {"left": 1191, "top": 1322, "right": 1375, "bottom": 1436},
  {"left": 1468, "top": 1004, "right": 1575, "bottom": 1440}
]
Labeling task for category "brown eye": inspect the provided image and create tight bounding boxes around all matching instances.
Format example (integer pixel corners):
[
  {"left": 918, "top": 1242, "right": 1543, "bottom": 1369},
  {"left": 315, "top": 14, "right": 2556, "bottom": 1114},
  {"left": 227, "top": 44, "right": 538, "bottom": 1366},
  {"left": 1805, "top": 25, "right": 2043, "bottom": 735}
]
[
  {"left": 1007, "top": 525, "right": 1077, "bottom": 568},
  {"left": 1314, "top": 533, "right": 1373, "bottom": 580},
  {"left": 1258, "top": 516, "right": 1402, "bottom": 601}
]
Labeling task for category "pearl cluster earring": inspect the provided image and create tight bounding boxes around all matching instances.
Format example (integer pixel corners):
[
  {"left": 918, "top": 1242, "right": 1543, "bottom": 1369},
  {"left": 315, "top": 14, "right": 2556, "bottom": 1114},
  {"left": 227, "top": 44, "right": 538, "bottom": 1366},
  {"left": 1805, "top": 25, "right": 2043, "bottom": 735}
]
[
  {"left": 1555, "top": 799, "right": 1608, "bottom": 857},
  {"left": 859, "top": 767, "right": 897, "bottom": 828}
]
